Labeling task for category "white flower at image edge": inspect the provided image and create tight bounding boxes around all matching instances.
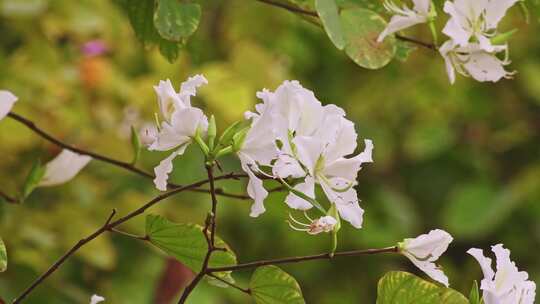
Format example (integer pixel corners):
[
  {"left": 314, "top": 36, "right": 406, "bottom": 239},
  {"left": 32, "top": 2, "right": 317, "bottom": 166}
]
[
  {"left": 90, "top": 294, "right": 105, "bottom": 304},
  {"left": 439, "top": 40, "right": 513, "bottom": 84},
  {"left": 468, "top": 244, "right": 536, "bottom": 304},
  {"left": 399, "top": 229, "right": 453, "bottom": 287},
  {"left": 378, "top": 0, "right": 432, "bottom": 42},
  {"left": 0, "top": 90, "right": 18, "bottom": 121},
  {"left": 149, "top": 75, "right": 209, "bottom": 191},
  {"left": 442, "top": 0, "right": 519, "bottom": 52},
  {"left": 39, "top": 149, "right": 92, "bottom": 187}
]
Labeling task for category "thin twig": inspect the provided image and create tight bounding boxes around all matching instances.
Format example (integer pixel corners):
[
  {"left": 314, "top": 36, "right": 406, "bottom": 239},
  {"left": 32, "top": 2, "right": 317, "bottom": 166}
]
[
  {"left": 5, "top": 112, "right": 248, "bottom": 200},
  {"left": 207, "top": 246, "right": 399, "bottom": 273},
  {"left": 177, "top": 164, "right": 222, "bottom": 303},
  {"left": 12, "top": 172, "right": 244, "bottom": 303},
  {"left": 254, "top": 0, "right": 437, "bottom": 51},
  {"left": 109, "top": 228, "right": 149, "bottom": 241},
  {"left": 0, "top": 189, "right": 18, "bottom": 204},
  {"left": 207, "top": 273, "right": 251, "bottom": 295},
  {"left": 255, "top": 0, "right": 317, "bottom": 17}
]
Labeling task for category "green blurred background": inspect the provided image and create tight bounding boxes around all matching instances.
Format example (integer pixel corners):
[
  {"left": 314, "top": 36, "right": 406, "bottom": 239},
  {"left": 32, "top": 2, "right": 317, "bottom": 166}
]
[{"left": 0, "top": 0, "right": 539, "bottom": 303}]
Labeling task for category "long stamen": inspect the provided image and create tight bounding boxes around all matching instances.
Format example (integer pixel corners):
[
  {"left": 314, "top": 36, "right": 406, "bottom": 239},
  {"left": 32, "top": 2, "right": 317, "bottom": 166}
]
[
  {"left": 286, "top": 220, "right": 310, "bottom": 232},
  {"left": 303, "top": 211, "right": 313, "bottom": 222},
  {"left": 289, "top": 213, "right": 310, "bottom": 227}
]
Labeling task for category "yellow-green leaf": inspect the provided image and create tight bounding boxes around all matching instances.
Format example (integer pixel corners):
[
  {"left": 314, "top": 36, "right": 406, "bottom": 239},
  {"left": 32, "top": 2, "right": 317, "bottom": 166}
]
[
  {"left": 340, "top": 8, "right": 396, "bottom": 69},
  {"left": 250, "top": 265, "right": 305, "bottom": 304},
  {"left": 377, "top": 271, "right": 469, "bottom": 304},
  {"left": 145, "top": 214, "right": 236, "bottom": 283},
  {"left": 316, "top": 0, "right": 345, "bottom": 50}
]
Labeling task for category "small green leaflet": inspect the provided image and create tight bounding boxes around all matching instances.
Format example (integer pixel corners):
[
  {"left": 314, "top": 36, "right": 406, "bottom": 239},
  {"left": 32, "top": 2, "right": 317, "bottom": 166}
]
[
  {"left": 130, "top": 126, "right": 141, "bottom": 165},
  {"left": 316, "top": 0, "right": 346, "bottom": 50},
  {"left": 377, "top": 271, "right": 469, "bottom": 304},
  {"left": 250, "top": 265, "right": 305, "bottom": 304},
  {"left": 22, "top": 159, "right": 45, "bottom": 199}
]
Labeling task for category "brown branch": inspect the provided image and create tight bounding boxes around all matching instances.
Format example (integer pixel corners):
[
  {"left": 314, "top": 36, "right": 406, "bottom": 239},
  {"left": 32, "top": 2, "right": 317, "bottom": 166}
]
[
  {"left": 255, "top": 0, "right": 317, "bottom": 17},
  {"left": 207, "top": 273, "right": 251, "bottom": 295},
  {"left": 254, "top": 0, "right": 437, "bottom": 51},
  {"left": 177, "top": 164, "right": 222, "bottom": 303},
  {"left": 5, "top": 112, "right": 248, "bottom": 200},
  {"left": 207, "top": 246, "right": 399, "bottom": 273},
  {"left": 0, "top": 189, "right": 18, "bottom": 204},
  {"left": 11, "top": 172, "right": 244, "bottom": 303}
]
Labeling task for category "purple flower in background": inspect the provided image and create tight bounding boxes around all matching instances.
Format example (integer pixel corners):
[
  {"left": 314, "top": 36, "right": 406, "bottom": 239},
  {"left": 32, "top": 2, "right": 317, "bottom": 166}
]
[{"left": 81, "top": 40, "right": 108, "bottom": 57}]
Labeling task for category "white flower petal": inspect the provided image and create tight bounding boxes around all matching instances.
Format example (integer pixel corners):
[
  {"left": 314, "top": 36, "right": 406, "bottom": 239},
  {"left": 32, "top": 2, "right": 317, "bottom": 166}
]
[
  {"left": 90, "top": 294, "right": 105, "bottom": 304},
  {"left": 293, "top": 136, "right": 324, "bottom": 175},
  {"left": 320, "top": 178, "right": 364, "bottom": 228},
  {"left": 272, "top": 154, "right": 305, "bottom": 179},
  {"left": 285, "top": 176, "right": 315, "bottom": 210},
  {"left": 467, "top": 248, "right": 495, "bottom": 281},
  {"left": 405, "top": 253, "right": 450, "bottom": 287},
  {"left": 39, "top": 150, "right": 92, "bottom": 187},
  {"left": 485, "top": 0, "right": 519, "bottom": 29},
  {"left": 154, "top": 79, "right": 183, "bottom": 121},
  {"left": 378, "top": 14, "right": 428, "bottom": 42},
  {"left": 412, "top": 0, "right": 431, "bottom": 14},
  {"left": 242, "top": 162, "right": 268, "bottom": 217},
  {"left": 324, "top": 139, "right": 373, "bottom": 181},
  {"left": 403, "top": 229, "right": 453, "bottom": 261},
  {"left": 179, "top": 74, "right": 208, "bottom": 107},
  {"left": 463, "top": 50, "right": 512, "bottom": 83},
  {"left": 153, "top": 146, "right": 187, "bottom": 191},
  {"left": 0, "top": 90, "right": 17, "bottom": 121}
]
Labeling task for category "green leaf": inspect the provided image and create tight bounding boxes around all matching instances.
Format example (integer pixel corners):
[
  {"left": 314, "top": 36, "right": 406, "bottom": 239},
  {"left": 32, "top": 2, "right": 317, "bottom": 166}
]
[
  {"left": 469, "top": 280, "right": 481, "bottom": 304},
  {"left": 145, "top": 215, "right": 237, "bottom": 282},
  {"left": 377, "top": 271, "right": 469, "bottom": 304},
  {"left": 0, "top": 237, "right": 6, "bottom": 272},
  {"left": 340, "top": 8, "right": 396, "bottom": 69},
  {"left": 130, "top": 126, "right": 141, "bottom": 165},
  {"left": 394, "top": 40, "right": 417, "bottom": 62},
  {"left": 115, "top": 0, "right": 184, "bottom": 62},
  {"left": 154, "top": 0, "right": 201, "bottom": 41},
  {"left": 22, "top": 159, "right": 45, "bottom": 199},
  {"left": 250, "top": 265, "right": 305, "bottom": 304},
  {"left": 315, "top": 0, "right": 345, "bottom": 50}
]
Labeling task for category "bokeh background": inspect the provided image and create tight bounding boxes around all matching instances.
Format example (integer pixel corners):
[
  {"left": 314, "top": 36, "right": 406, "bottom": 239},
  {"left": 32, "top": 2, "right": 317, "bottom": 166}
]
[{"left": 1, "top": 0, "right": 539, "bottom": 303}]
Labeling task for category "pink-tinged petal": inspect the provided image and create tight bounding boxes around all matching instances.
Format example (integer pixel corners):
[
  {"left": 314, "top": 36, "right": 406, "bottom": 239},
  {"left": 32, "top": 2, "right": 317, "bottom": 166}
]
[
  {"left": 39, "top": 150, "right": 92, "bottom": 187},
  {"left": 0, "top": 90, "right": 17, "bottom": 121},
  {"left": 285, "top": 176, "right": 315, "bottom": 210}
]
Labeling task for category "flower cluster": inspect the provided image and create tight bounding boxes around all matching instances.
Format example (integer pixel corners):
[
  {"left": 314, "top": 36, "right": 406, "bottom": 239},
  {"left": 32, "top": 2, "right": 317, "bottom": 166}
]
[
  {"left": 379, "top": 0, "right": 519, "bottom": 84},
  {"left": 146, "top": 78, "right": 373, "bottom": 230}
]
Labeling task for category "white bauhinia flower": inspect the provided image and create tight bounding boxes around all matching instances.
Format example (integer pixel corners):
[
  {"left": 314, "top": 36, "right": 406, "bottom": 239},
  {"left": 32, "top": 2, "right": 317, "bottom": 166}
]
[
  {"left": 378, "top": 0, "right": 433, "bottom": 42},
  {"left": 149, "top": 75, "right": 209, "bottom": 191},
  {"left": 237, "top": 100, "right": 278, "bottom": 217},
  {"left": 442, "top": 0, "right": 519, "bottom": 52},
  {"left": 468, "top": 244, "right": 536, "bottom": 304},
  {"left": 39, "top": 149, "right": 92, "bottom": 187},
  {"left": 439, "top": 40, "right": 513, "bottom": 84},
  {"left": 287, "top": 118, "right": 374, "bottom": 229},
  {"left": 399, "top": 229, "right": 453, "bottom": 287},
  {"left": 0, "top": 90, "right": 18, "bottom": 121},
  {"left": 90, "top": 294, "right": 105, "bottom": 304}
]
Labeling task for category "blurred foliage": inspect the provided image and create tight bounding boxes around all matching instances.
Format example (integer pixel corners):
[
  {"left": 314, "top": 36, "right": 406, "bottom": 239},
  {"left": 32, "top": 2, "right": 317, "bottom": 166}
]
[{"left": 0, "top": 0, "right": 539, "bottom": 303}]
